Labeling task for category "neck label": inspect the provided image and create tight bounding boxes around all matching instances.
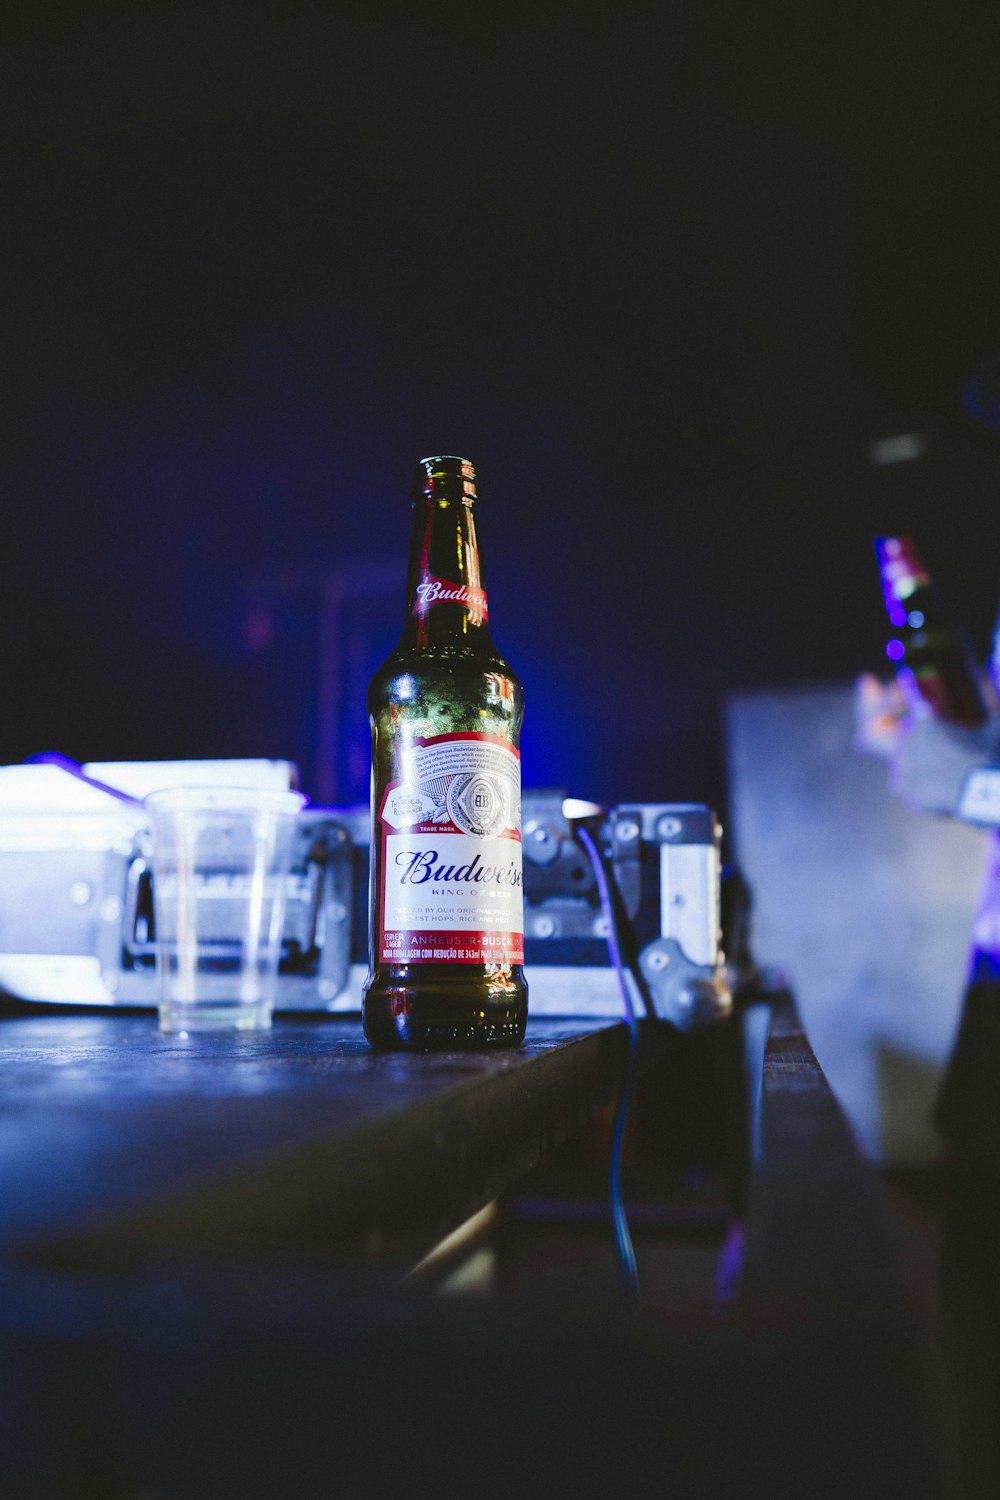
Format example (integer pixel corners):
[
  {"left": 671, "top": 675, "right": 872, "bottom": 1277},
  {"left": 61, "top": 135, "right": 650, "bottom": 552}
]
[{"left": 413, "top": 574, "right": 489, "bottom": 623}]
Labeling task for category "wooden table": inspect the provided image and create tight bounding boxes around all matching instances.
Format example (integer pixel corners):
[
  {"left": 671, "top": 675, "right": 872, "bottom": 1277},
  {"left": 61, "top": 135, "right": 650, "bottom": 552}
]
[
  {"left": 0, "top": 1009, "right": 682, "bottom": 1278},
  {"left": 0, "top": 996, "right": 961, "bottom": 1498}
]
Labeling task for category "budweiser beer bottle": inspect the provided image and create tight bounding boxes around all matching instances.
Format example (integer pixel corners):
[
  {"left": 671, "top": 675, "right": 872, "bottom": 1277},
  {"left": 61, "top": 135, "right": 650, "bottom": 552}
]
[
  {"left": 875, "top": 535, "right": 989, "bottom": 727},
  {"left": 362, "top": 455, "right": 528, "bottom": 1049}
]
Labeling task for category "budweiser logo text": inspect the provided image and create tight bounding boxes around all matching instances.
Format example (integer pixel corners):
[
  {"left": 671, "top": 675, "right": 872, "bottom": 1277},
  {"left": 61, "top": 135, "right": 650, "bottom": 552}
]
[
  {"left": 394, "top": 848, "right": 522, "bottom": 887},
  {"left": 414, "top": 577, "right": 489, "bottom": 619}
]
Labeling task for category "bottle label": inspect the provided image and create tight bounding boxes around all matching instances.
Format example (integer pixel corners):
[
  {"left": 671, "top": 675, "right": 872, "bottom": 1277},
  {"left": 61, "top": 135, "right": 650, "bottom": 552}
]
[
  {"left": 412, "top": 574, "right": 489, "bottom": 623},
  {"left": 376, "top": 733, "right": 523, "bottom": 964}
]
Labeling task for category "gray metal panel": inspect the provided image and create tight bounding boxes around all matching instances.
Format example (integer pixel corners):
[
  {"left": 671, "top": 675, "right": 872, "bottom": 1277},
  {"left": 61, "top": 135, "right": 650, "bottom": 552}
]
[{"left": 727, "top": 682, "right": 988, "bottom": 1164}]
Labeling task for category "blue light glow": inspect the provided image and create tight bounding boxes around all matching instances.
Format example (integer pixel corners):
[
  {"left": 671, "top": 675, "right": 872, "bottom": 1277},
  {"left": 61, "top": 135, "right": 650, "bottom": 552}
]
[
  {"left": 907, "top": 610, "right": 925, "bottom": 628},
  {"left": 886, "top": 640, "right": 905, "bottom": 662},
  {"left": 889, "top": 606, "right": 908, "bottom": 628}
]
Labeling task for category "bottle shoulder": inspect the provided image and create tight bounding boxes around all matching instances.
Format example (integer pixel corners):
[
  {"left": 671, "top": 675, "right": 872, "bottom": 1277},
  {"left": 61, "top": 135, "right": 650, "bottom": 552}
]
[
  {"left": 371, "top": 641, "right": 523, "bottom": 692},
  {"left": 368, "top": 641, "right": 524, "bottom": 747}
]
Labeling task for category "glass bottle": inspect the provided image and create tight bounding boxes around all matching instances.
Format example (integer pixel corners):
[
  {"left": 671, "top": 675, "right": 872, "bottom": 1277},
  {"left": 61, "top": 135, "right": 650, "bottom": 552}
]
[
  {"left": 875, "top": 535, "right": 988, "bottom": 727},
  {"left": 362, "top": 455, "right": 528, "bottom": 1049}
]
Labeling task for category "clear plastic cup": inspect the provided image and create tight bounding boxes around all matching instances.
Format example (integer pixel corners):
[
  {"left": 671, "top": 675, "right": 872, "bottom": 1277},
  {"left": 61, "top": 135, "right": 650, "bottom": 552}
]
[{"left": 144, "top": 786, "right": 306, "bottom": 1034}]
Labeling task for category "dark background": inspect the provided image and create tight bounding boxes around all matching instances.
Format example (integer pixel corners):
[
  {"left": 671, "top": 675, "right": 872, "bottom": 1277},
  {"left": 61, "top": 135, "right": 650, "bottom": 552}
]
[{"left": 4, "top": 0, "right": 1000, "bottom": 821}]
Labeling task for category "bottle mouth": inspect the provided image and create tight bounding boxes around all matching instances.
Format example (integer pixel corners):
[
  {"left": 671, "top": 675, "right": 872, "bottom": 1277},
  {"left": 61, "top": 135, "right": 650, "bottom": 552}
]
[
  {"left": 418, "top": 454, "right": 475, "bottom": 473},
  {"left": 414, "top": 455, "right": 477, "bottom": 503}
]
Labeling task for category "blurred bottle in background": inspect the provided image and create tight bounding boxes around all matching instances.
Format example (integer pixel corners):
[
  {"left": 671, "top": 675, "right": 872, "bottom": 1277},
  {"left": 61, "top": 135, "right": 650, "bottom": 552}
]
[
  {"left": 990, "top": 597, "right": 1000, "bottom": 708},
  {"left": 875, "top": 535, "right": 991, "bottom": 728}
]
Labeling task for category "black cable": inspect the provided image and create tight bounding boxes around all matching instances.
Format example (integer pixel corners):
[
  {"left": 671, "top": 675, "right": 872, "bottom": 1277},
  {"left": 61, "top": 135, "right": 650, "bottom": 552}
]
[{"left": 576, "top": 823, "right": 641, "bottom": 1298}]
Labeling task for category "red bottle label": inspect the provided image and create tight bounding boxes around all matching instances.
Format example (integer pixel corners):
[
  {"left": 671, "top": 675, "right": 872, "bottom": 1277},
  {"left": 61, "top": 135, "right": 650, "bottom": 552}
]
[
  {"left": 412, "top": 574, "right": 489, "bottom": 623},
  {"left": 376, "top": 733, "right": 523, "bottom": 965}
]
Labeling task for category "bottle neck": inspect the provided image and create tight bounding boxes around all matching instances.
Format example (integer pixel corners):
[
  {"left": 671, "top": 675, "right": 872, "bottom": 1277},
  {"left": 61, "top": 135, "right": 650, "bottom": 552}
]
[
  {"left": 876, "top": 535, "right": 931, "bottom": 621},
  {"left": 399, "top": 457, "right": 493, "bottom": 649},
  {"left": 875, "top": 535, "right": 988, "bottom": 727}
]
